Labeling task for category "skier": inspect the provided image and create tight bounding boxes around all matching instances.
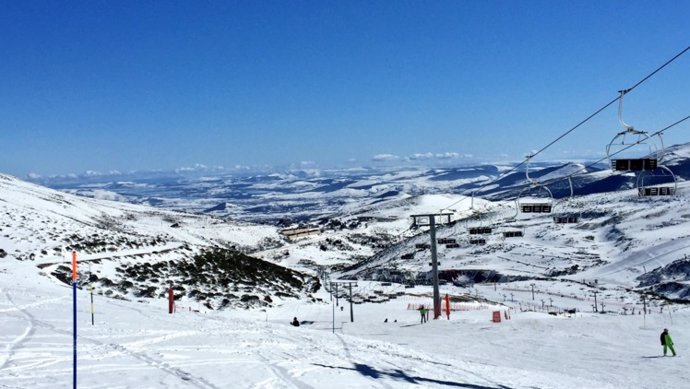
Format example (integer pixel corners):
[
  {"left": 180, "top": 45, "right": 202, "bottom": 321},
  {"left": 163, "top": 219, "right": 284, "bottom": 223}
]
[
  {"left": 291, "top": 317, "right": 300, "bottom": 327},
  {"left": 419, "top": 305, "right": 427, "bottom": 323},
  {"left": 660, "top": 328, "right": 676, "bottom": 356}
]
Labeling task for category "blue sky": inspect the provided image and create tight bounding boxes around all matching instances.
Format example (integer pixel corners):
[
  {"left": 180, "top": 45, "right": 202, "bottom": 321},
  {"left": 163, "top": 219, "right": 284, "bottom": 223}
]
[{"left": 1, "top": 1, "right": 689, "bottom": 177}]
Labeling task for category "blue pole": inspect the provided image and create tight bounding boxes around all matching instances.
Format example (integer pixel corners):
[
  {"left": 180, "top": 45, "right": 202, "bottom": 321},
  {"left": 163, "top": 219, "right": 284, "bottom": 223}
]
[{"left": 73, "top": 281, "right": 77, "bottom": 389}]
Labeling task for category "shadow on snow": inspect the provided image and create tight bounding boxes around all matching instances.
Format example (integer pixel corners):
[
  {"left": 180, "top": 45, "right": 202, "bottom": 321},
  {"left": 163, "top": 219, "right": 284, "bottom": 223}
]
[{"left": 313, "top": 363, "right": 512, "bottom": 389}]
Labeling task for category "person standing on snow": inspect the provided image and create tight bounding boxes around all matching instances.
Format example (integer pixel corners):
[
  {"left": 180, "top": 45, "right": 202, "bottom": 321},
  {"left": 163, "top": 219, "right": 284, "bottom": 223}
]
[
  {"left": 660, "top": 328, "right": 676, "bottom": 356},
  {"left": 419, "top": 305, "right": 427, "bottom": 324}
]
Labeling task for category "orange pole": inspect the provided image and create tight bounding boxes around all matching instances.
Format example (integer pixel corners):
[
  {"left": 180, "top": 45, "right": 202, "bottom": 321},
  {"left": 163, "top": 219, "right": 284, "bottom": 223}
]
[
  {"left": 444, "top": 294, "right": 450, "bottom": 319},
  {"left": 72, "top": 251, "right": 77, "bottom": 281}
]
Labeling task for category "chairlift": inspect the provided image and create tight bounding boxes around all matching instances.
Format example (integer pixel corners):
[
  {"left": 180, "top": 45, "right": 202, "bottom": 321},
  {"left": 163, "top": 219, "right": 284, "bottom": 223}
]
[
  {"left": 637, "top": 166, "right": 677, "bottom": 196},
  {"left": 553, "top": 177, "right": 581, "bottom": 224},
  {"left": 606, "top": 89, "right": 658, "bottom": 172},
  {"left": 466, "top": 205, "right": 494, "bottom": 235},
  {"left": 502, "top": 230, "right": 524, "bottom": 238},
  {"left": 499, "top": 217, "right": 525, "bottom": 238},
  {"left": 606, "top": 90, "right": 677, "bottom": 195},
  {"left": 468, "top": 226, "right": 492, "bottom": 235},
  {"left": 553, "top": 209, "right": 580, "bottom": 223},
  {"left": 513, "top": 154, "right": 554, "bottom": 218}
]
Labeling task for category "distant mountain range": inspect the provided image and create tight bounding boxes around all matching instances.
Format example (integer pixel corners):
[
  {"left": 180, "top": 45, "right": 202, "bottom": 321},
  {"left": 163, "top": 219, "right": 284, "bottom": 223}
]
[{"left": 28, "top": 142, "right": 690, "bottom": 225}]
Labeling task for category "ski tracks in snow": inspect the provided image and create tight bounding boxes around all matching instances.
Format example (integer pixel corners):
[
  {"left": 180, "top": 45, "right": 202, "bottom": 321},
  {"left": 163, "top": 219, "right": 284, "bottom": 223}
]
[
  {"left": 0, "top": 295, "right": 218, "bottom": 389},
  {"left": 105, "top": 342, "right": 220, "bottom": 389},
  {"left": 0, "top": 289, "right": 38, "bottom": 371},
  {"left": 253, "top": 353, "right": 314, "bottom": 389}
]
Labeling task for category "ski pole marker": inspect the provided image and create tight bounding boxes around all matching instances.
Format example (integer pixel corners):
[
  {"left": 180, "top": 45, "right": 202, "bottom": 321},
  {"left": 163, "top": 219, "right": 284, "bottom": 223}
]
[{"left": 72, "top": 251, "right": 77, "bottom": 281}]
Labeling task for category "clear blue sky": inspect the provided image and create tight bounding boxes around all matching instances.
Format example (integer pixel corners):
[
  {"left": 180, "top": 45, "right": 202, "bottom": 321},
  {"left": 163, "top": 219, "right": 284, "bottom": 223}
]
[{"left": 1, "top": 1, "right": 689, "bottom": 176}]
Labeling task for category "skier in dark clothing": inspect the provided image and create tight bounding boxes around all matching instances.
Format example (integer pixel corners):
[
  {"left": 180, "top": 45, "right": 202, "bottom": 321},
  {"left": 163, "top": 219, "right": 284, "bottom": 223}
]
[
  {"left": 291, "top": 317, "right": 300, "bottom": 327},
  {"left": 660, "top": 329, "right": 676, "bottom": 356}
]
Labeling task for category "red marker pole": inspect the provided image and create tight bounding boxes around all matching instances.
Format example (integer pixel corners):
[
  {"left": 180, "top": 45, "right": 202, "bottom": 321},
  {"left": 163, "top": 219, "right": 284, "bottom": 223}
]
[
  {"left": 444, "top": 294, "right": 450, "bottom": 320},
  {"left": 168, "top": 288, "right": 174, "bottom": 314},
  {"left": 72, "top": 251, "right": 78, "bottom": 389}
]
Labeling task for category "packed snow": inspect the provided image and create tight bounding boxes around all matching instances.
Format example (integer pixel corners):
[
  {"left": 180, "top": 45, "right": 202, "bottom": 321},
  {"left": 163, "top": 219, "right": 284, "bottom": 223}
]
[{"left": 1, "top": 260, "right": 688, "bottom": 388}]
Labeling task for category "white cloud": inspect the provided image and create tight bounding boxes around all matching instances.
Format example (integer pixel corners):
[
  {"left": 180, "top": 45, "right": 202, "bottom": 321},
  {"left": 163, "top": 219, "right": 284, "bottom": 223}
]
[
  {"left": 435, "top": 152, "right": 460, "bottom": 159},
  {"left": 407, "top": 152, "right": 435, "bottom": 160},
  {"left": 405, "top": 152, "right": 471, "bottom": 161},
  {"left": 174, "top": 163, "right": 226, "bottom": 173},
  {"left": 372, "top": 154, "right": 400, "bottom": 161},
  {"left": 373, "top": 151, "right": 476, "bottom": 163}
]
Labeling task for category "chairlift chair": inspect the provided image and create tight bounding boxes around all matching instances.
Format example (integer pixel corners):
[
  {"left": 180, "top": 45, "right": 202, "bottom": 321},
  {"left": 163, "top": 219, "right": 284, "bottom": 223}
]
[
  {"left": 491, "top": 203, "right": 524, "bottom": 238},
  {"left": 466, "top": 205, "right": 494, "bottom": 235},
  {"left": 514, "top": 154, "right": 554, "bottom": 218},
  {"left": 606, "top": 89, "right": 659, "bottom": 172},
  {"left": 514, "top": 182, "right": 553, "bottom": 218},
  {"left": 499, "top": 218, "right": 525, "bottom": 238},
  {"left": 553, "top": 204, "right": 581, "bottom": 224},
  {"left": 502, "top": 230, "right": 524, "bottom": 238},
  {"left": 606, "top": 90, "right": 677, "bottom": 196},
  {"left": 553, "top": 177, "right": 581, "bottom": 224},
  {"left": 636, "top": 166, "right": 677, "bottom": 196}
]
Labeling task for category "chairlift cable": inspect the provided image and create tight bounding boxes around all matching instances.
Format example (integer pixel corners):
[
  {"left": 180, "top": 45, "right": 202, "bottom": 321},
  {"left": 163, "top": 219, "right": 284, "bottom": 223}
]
[
  {"left": 441, "top": 45, "right": 690, "bottom": 213},
  {"left": 539, "top": 114, "right": 690, "bottom": 189},
  {"left": 625, "top": 45, "right": 690, "bottom": 95},
  {"left": 449, "top": 113, "right": 689, "bottom": 219}
]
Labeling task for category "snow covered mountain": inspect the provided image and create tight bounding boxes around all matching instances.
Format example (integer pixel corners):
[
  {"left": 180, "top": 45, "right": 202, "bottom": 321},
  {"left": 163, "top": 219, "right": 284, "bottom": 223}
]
[{"left": 339, "top": 182, "right": 690, "bottom": 302}]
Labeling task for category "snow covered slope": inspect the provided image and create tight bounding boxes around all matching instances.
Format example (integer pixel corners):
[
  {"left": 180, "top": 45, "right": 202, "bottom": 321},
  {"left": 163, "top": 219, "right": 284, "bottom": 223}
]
[
  {"left": 0, "top": 173, "right": 317, "bottom": 309},
  {"left": 2, "top": 260, "right": 688, "bottom": 389},
  {"left": 339, "top": 181, "right": 690, "bottom": 303}
]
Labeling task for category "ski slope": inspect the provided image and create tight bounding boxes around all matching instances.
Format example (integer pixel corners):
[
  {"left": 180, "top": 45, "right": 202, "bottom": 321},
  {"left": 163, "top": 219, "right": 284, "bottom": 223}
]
[{"left": 1, "top": 260, "right": 688, "bottom": 389}]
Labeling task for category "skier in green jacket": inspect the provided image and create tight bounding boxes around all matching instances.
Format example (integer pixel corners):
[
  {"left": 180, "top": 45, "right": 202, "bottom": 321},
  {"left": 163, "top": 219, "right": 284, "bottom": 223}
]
[
  {"left": 660, "top": 328, "right": 676, "bottom": 356},
  {"left": 419, "top": 305, "right": 428, "bottom": 324}
]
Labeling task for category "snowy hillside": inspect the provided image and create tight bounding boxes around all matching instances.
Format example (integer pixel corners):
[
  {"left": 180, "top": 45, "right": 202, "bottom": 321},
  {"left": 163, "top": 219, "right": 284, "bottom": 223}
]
[
  {"left": 338, "top": 180, "right": 690, "bottom": 305},
  {"left": 0, "top": 174, "right": 317, "bottom": 309}
]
